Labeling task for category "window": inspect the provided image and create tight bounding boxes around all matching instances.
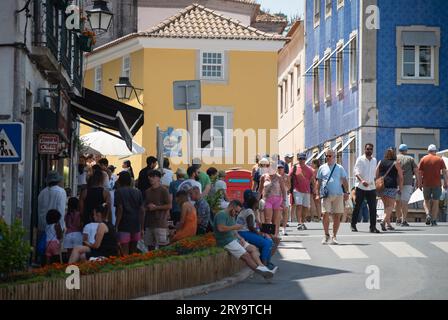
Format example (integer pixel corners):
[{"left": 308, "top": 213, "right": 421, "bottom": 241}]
[
  {"left": 402, "top": 46, "right": 434, "bottom": 79},
  {"left": 94, "top": 65, "right": 102, "bottom": 93},
  {"left": 195, "top": 113, "right": 226, "bottom": 150},
  {"left": 396, "top": 27, "right": 440, "bottom": 85},
  {"left": 349, "top": 36, "right": 357, "bottom": 87},
  {"left": 337, "top": 0, "right": 344, "bottom": 9},
  {"left": 289, "top": 73, "right": 294, "bottom": 106},
  {"left": 313, "top": 66, "right": 319, "bottom": 109},
  {"left": 122, "top": 55, "right": 131, "bottom": 78},
  {"left": 336, "top": 47, "right": 344, "bottom": 94},
  {"left": 282, "top": 80, "right": 287, "bottom": 112},
  {"left": 201, "top": 52, "right": 224, "bottom": 80},
  {"left": 395, "top": 128, "right": 440, "bottom": 163},
  {"left": 314, "top": 0, "right": 320, "bottom": 26},
  {"left": 278, "top": 85, "right": 284, "bottom": 114},
  {"left": 324, "top": 57, "right": 331, "bottom": 102},
  {"left": 296, "top": 65, "right": 301, "bottom": 97},
  {"left": 325, "top": 0, "right": 332, "bottom": 18}
]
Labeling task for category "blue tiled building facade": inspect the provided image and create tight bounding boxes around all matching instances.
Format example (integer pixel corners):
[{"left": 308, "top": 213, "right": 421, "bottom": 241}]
[{"left": 304, "top": 0, "right": 448, "bottom": 185}]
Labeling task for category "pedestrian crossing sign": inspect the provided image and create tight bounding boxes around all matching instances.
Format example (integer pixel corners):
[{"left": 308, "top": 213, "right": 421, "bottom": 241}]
[{"left": 0, "top": 122, "right": 24, "bottom": 164}]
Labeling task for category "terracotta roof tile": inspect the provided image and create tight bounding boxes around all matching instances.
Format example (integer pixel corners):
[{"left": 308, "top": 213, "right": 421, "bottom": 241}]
[
  {"left": 88, "top": 3, "right": 287, "bottom": 56},
  {"left": 140, "top": 4, "right": 286, "bottom": 40}
]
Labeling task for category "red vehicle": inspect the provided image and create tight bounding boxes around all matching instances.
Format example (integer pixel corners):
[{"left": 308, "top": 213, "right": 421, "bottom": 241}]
[{"left": 225, "top": 169, "right": 252, "bottom": 203}]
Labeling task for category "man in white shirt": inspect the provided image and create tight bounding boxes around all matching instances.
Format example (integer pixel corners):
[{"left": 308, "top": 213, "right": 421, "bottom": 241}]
[
  {"left": 351, "top": 143, "right": 380, "bottom": 233},
  {"left": 37, "top": 171, "right": 67, "bottom": 232}
]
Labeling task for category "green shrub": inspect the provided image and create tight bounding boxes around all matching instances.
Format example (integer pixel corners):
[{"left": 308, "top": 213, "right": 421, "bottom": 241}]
[{"left": 0, "top": 219, "right": 32, "bottom": 280}]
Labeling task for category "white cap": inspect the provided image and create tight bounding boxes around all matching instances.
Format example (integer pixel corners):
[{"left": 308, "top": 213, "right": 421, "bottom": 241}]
[
  {"left": 428, "top": 144, "right": 437, "bottom": 152},
  {"left": 259, "top": 158, "right": 270, "bottom": 165}
]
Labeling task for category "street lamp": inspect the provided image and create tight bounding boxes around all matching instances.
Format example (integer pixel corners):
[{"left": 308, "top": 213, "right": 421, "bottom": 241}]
[
  {"left": 114, "top": 77, "right": 144, "bottom": 106},
  {"left": 86, "top": 0, "right": 113, "bottom": 33}
]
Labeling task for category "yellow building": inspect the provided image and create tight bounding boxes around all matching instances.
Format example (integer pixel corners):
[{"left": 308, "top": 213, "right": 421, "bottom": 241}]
[{"left": 82, "top": 4, "right": 287, "bottom": 173}]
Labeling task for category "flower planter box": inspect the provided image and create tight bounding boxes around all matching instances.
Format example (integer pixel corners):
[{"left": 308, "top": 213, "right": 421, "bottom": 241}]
[{"left": 0, "top": 251, "right": 245, "bottom": 300}]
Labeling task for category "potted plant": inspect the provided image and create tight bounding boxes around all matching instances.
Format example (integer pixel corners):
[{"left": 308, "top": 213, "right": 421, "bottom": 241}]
[{"left": 78, "top": 30, "right": 96, "bottom": 52}]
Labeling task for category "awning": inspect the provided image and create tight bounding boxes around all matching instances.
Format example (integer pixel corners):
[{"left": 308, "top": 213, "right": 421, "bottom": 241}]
[
  {"left": 338, "top": 136, "right": 356, "bottom": 153},
  {"left": 305, "top": 151, "right": 318, "bottom": 165},
  {"left": 303, "top": 35, "right": 356, "bottom": 76},
  {"left": 332, "top": 141, "right": 342, "bottom": 151},
  {"left": 315, "top": 148, "right": 329, "bottom": 161},
  {"left": 71, "top": 89, "right": 144, "bottom": 151},
  {"left": 402, "top": 31, "right": 438, "bottom": 46}
]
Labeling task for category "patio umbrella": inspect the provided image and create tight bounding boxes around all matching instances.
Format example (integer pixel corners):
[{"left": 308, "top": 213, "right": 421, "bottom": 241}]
[{"left": 80, "top": 131, "right": 145, "bottom": 157}]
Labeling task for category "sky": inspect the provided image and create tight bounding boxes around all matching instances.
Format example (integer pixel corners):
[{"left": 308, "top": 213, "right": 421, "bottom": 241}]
[{"left": 257, "top": 0, "right": 305, "bottom": 19}]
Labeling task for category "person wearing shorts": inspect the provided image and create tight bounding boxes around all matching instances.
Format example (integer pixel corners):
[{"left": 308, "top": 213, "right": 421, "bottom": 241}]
[
  {"left": 316, "top": 150, "right": 349, "bottom": 245},
  {"left": 213, "top": 200, "right": 277, "bottom": 280},
  {"left": 259, "top": 161, "right": 286, "bottom": 238},
  {"left": 289, "top": 153, "right": 314, "bottom": 231},
  {"left": 115, "top": 171, "right": 145, "bottom": 255},
  {"left": 418, "top": 144, "right": 448, "bottom": 226},
  {"left": 144, "top": 170, "right": 171, "bottom": 250},
  {"left": 395, "top": 144, "right": 421, "bottom": 227}
]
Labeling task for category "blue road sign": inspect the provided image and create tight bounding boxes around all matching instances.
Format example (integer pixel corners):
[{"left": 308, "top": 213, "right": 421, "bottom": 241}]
[{"left": 0, "top": 122, "right": 24, "bottom": 164}]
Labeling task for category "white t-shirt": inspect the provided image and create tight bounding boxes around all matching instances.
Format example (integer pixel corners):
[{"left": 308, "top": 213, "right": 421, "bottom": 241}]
[
  {"left": 83, "top": 223, "right": 99, "bottom": 245},
  {"left": 37, "top": 185, "right": 67, "bottom": 231},
  {"left": 161, "top": 169, "right": 174, "bottom": 187},
  {"left": 236, "top": 208, "right": 256, "bottom": 232},
  {"left": 178, "top": 179, "right": 202, "bottom": 193}
]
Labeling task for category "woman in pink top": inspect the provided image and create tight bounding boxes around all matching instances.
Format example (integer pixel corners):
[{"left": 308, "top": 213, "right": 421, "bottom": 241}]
[{"left": 259, "top": 159, "right": 286, "bottom": 238}]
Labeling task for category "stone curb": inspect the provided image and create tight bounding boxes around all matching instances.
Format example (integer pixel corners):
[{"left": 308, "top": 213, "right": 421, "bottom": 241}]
[{"left": 135, "top": 268, "right": 253, "bottom": 300}]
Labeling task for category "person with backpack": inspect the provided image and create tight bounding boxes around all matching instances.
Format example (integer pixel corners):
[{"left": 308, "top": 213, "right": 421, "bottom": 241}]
[{"left": 44, "top": 209, "right": 63, "bottom": 264}]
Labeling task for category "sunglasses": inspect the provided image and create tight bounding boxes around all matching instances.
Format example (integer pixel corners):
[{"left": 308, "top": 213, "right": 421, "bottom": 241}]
[
  {"left": 298, "top": 158, "right": 306, "bottom": 161},
  {"left": 326, "top": 155, "right": 333, "bottom": 158}
]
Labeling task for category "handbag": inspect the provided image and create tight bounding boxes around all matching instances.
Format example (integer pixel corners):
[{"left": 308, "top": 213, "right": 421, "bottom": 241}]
[
  {"left": 320, "top": 163, "right": 337, "bottom": 199},
  {"left": 261, "top": 223, "right": 276, "bottom": 235},
  {"left": 375, "top": 161, "right": 395, "bottom": 192}
]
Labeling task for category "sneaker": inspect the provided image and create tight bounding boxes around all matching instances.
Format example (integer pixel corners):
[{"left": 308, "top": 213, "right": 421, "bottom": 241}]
[
  {"left": 267, "top": 262, "right": 277, "bottom": 271},
  {"left": 283, "top": 229, "right": 289, "bottom": 236},
  {"left": 255, "top": 266, "right": 274, "bottom": 279},
  {"left": 396, "top": 219, "right": 402, "bottom": 226},
  {"left": 268, "top": 266, "right": 279, "bottom": 274},
  {"left": 330, "top": 237, "right": 339, "bottom": 245},
  {"left": 387, "top": 225, "right": 395, "bottom": 231},
  {"left": 286, "top": 223, "right": 290, "bottom": 227},
  {"left": 401, "top": 221, "right": 410, "bottom": 227},
  {"left": 370, "top": 228, "right": 381, "bottom": 234},
  {"left": 322, "top": 234, "right": 330, "bottom": 245},
  {"left": 380, "top": 222, "right": 387, "bottom": 232},
  {"left": 302, "top": 224, "right": 308, "bottom": 230},
  {"left": 431, "top": 220, "right": 438, "bottom": 226},
  {"left": 351, "top": 225, "right": 358, "bottom": 232},
  {"left": 426, "top": 215, "right": 432, "bottom": 225},
  {"left": 297, "top": 224, "right": 304, "bottom": 230}
]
